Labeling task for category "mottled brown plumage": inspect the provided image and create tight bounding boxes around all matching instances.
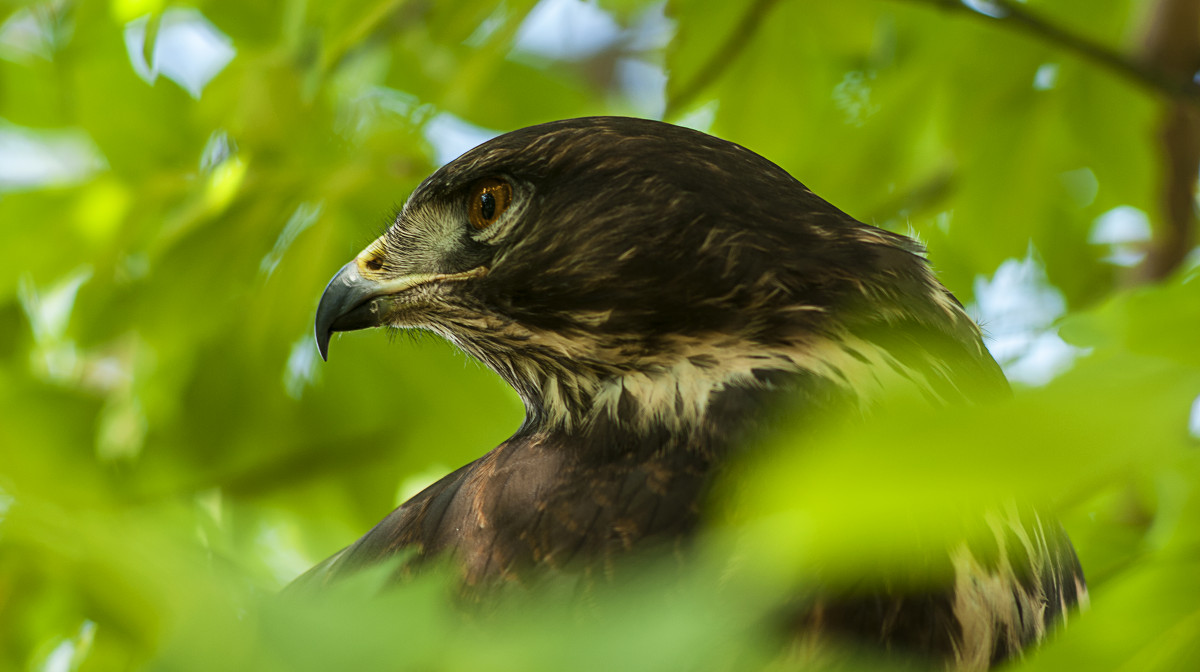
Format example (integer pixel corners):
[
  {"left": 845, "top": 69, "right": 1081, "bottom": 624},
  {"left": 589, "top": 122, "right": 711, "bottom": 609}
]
[{"left": 300, "top": 117, "right": 1085, "bottom": 669}]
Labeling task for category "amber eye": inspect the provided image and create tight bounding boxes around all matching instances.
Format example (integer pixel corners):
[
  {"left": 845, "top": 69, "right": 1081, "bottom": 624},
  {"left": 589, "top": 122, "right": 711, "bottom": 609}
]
[{"left": 468, "top": 178, "right": 513, "bottom": 230}]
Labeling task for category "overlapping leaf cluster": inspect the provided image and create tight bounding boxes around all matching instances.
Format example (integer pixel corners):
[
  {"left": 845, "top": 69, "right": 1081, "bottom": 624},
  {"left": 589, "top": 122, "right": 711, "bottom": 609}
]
[{"left": 1, "top": 1, "right": 1196, "bottom": 670}]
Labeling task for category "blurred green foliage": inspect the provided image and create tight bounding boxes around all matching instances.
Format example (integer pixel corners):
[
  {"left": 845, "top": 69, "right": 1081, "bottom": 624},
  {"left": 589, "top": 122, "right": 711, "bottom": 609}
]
[{"left": 1, "top": 0, "right": 1198, "bottom": 670}]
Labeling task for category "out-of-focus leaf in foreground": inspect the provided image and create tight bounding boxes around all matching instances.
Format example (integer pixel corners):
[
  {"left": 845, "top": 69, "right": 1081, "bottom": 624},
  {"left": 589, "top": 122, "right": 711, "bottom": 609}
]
[{"left": 726, "top": 269, "right": 1200, "bottom": 669}]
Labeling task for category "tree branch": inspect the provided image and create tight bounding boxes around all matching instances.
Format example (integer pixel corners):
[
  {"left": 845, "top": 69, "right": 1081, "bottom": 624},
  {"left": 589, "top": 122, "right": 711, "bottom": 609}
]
[
  {"left": 665, "top": 0, "right": 1200, "bottom": 121},
  {"left": 664, "top": 0, "right": 781, "bottom": 118},
  {"left": 1135, "top": 0, "right": 1200, "bottom": 283},
  {"left": 901, "top": 0, "right": 1200, "bottom": 106}
]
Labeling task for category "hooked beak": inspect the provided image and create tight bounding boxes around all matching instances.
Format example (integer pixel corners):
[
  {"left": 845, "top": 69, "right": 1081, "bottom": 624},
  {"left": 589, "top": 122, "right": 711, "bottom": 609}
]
[
  {"left": 314, "top": 261, "right": 487, "bottom": 361},
  {"left": 314, "top": 261, "right": 384, "bottom": 361}
]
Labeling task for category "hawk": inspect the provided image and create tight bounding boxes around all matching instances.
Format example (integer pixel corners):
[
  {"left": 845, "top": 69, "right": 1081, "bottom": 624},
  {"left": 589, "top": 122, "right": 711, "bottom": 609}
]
[{"left": 303, "top": 117, "right": 1085, "bottom": 669}]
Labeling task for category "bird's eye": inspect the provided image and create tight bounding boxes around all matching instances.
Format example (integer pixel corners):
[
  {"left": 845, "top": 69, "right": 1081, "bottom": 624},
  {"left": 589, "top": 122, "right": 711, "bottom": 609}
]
[{"left": 468, "top": 178, "right": 513, "bottom": 230}]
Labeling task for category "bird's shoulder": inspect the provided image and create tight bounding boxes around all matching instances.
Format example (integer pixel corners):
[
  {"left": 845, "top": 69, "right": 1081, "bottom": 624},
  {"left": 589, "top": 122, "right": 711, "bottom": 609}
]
[{"left": 296, "top": 432, "right": 714, "bottom": 589}]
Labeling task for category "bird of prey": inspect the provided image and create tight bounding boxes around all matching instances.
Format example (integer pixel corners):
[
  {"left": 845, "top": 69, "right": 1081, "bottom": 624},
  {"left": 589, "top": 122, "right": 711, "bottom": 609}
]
[{"left": 304, "top": 117, "right": 1085, "bottom": 669}]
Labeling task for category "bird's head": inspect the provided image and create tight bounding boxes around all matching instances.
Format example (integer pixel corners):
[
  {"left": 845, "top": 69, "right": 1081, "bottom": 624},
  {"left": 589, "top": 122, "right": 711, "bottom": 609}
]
[{"left": 316, "top": 117, "right": 1004, "bottom": 436}]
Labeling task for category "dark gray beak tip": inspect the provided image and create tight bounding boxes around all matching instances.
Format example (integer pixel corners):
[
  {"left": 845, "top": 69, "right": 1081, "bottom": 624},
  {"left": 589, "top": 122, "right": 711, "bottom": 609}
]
[{"left": 315, "top": 327, "right": 331, "bottom": 362}]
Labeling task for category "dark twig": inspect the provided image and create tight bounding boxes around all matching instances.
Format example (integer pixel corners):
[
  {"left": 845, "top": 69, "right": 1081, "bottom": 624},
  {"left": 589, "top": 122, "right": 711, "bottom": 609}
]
[
  {"left": 900, "top": 0, "right": 1200, "bottom": 105},
  {"left": 900, "top": 0, "right": 1200, "bottom": 283},
  {"left": 665, "top": 0, "right": 1200, "bottom": 121},
  {"left": 664, "top": 0, "right": 781, "bottom": 118}
]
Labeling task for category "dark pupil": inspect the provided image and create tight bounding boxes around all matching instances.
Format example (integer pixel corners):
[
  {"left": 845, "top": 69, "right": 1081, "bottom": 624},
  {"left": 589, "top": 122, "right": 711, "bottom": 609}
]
[{"left": 480, "top": 192, "right": 496, "bottom": 221}]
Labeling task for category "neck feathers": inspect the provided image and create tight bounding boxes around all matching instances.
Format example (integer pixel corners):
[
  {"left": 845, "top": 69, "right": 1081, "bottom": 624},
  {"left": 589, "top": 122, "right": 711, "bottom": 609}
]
[
  {"left": 436, "top": 254, "right": 1006, "bottom": 449},
  {"left": 457, "top": 327, "right": 992, "bottom": 444}
]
